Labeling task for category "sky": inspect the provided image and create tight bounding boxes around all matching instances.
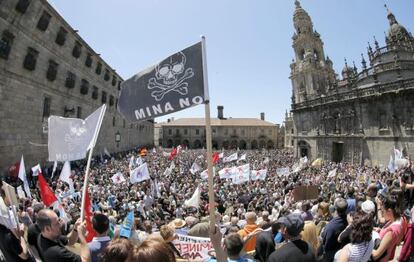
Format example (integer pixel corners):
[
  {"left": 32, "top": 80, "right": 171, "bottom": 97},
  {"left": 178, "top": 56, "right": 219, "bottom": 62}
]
[{"left": 49, "top": 0, "right": 414, "bottom": 125}]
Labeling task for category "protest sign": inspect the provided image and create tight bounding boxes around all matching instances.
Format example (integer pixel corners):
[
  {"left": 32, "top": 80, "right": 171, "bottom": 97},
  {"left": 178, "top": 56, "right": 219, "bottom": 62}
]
[
  {"left": 174, "top": 234, "right": 214, "bottom": 261},
  {"left": 2, "top": 181, "right": 18, "bottom": 206},
  {"left": 293, "top": 185, "right": 319, "bottom": 201}
]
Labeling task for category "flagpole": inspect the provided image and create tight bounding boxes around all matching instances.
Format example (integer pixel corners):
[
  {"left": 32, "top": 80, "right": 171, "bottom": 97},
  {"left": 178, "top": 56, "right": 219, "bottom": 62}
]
[
  {"left": 80, "top": 147, "right": 94, "bottom": 221},
  {"left": 201, "top": 35, "right": 216, "bottom": 232}
]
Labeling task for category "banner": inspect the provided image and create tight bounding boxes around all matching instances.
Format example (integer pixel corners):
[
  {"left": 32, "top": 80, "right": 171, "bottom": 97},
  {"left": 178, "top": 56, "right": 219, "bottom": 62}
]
[
  {"left": 1, "top": 181, "right": 18, "bottom": 206},
  {"left": 118, "top": 42, "right": 206, "bottom": 122},
  {"left": 130, "top": 163, "right": 151, "bottom": 184},
  {"left": 218, "top": 167, "right": 236, "bottom": 179},
  {"left": 190, "top": 162, "right": 201, "bottom": 175},
  {"left": 18, "top": 155, "right": 31, "bottom": 198},
  {"left": 232, "top": 164, "right": 250, "bottom": 184},
  {"left": 276, "top": 167, "right": 290, "bottom": 177},
  {"left": 48, "top": 104, "right": 106, "bottom": 161},
  {"left": 223, "top": 153, "right": 238, "bottom": 163},
  {"left": 174, "top": 234, "right": 214, "bottom": 261},
  {"left": 200, "top": 169, "right": 208, "bottom": 180},
  {"left": 251, "top": 169, "right": 267, "bottom": 181},
  {"left": 293, "top": 185, "right": 319, "bottom": 201}
]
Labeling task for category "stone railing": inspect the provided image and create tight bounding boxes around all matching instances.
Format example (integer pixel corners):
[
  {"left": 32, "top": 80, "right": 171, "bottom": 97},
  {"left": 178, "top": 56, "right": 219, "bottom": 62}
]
[{"left": 292, "top": 78, "right": 414, "bottom": 110}]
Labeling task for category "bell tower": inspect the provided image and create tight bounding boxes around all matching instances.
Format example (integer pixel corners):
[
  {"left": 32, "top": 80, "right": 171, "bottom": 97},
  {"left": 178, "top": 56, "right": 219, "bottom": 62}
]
[{"left": 290, "top": 0, "right": 336, "bottom": 104}]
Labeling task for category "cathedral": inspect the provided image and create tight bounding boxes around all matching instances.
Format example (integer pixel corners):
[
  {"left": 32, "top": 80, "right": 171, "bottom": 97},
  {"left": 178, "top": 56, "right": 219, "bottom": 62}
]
[{"left": 290, "top": 1, "right": 414, "bottom": 166}]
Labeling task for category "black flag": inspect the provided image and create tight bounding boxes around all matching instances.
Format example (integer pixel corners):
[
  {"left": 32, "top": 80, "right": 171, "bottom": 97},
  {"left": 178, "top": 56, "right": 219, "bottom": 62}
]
[{"left": 118, "top": 42, "right": 206, "bottom": 122}]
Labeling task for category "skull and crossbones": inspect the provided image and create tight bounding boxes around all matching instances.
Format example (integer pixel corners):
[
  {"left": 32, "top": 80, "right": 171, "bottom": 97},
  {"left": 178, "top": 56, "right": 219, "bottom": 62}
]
[{"left": 147, "top": 52, "right": 194, "bottom": 101}]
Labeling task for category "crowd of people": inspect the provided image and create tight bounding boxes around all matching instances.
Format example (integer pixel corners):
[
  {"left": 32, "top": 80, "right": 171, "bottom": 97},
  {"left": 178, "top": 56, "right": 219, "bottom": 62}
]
[{"left": 1, "top": 147, "right": 414, "bottom": 262}]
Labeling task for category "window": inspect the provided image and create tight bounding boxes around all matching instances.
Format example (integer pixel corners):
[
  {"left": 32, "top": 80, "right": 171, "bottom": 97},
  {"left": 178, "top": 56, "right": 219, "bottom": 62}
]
[
  {"left": 92, "top": 86, "right": 98, "bottom": 99},
  {"left": 46, "top": 60, "right": 58, "bottom": 81},
  {"left": 118, "top": 81, "right": 121, "bottom": 90},
  {"left": 101, "top": 91, "right": 107, "bottom": 104},
  {"left": 109, "top": 95, "right": 114, "bottom": 106},
  {"left": 55, "top": 27, "right": 67, "bottom": 46},
  {"left": 224, "top": 129, "right": 228, "bottom": 135},
  {"left": 15, "top": 0, "right": 30, "bottom": 14},
  {"left": 291, "top": 140, "right": 294, "bottom": 146},
  {"left": 115, "top": 98, "right": 118, "bottom": 108},
  {"left": 212, "top": 128, "right": 216, "bottom": 134},
  {"left": 95, "top": 62, "right": 102, "bottom": 75},
  {"left": 23, "top": 47, "right": 39, "bottom": 71},
  {"left": 112, "top": 116, "right": 116, "bottom": 127},
  {"left": 37, "top": 11, "right": 51, "bottom": 31},
  {"left": 241, "top": 129, "right": 245, "bottom": 136},
  {"left": 85, "top": 53, "right": 92, "bottom": 67},
  {"left": 72, "top": 41, "right": 82, "bottom": 58},
  {"left": 184, "top": 129, "right": 188, "bottom": 135},
  {"left": 76, "top": 106, "right": 82, "bottom": 118},
  {"left": 196, "top": 129, "right": 200, "bottom": 135},
  {"left": 379, "top": 112, "right": 387, "bottom": 129},
  {"left": 112, "top": 76, "right": 116, "bottom": 86},
  {"left": 65, "top": 71, "right": 76, "bottom": 88},
  {"left": 80, "top": 79, "right": 89, "bottom": 95},
  {"left": 233, "top": 129, "right": 236, "bottom": 135},
  {"left": 0, "top": 30, "right": 15, "bottom": 60},
  {"left": 291, "top": 128, "right": 294, "bottom": 134},
  {"left": 268, "top": 129, "right": 272, "bottom": 135},
  {"left": 168, "top": 129, "right": 172, "bottom": 135},
  {"left": 42, "top": 97, "right": 51, "bottom": 120},
  {"left": 176, "top": 129, "right": 180, "bottom": 135},
  {"left": 104, "top": 69, "right": 110, "bottom": 81}
]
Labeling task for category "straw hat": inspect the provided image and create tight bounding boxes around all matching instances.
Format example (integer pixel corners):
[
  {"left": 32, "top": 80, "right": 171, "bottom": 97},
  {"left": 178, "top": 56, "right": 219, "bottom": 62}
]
[{"left": 169, "top": 218, "right": 186, "bottom": 229}]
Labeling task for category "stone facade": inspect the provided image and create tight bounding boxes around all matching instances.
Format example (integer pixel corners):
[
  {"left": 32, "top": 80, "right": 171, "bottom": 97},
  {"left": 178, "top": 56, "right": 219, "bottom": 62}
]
[
  {"left": 159, "top": 106, "right": 281, "bottom": 149},
  {"left": 0, "top": 0, "right": 153, "bottom": 171},
  {"left": 290, "top": 1, "right": 414, "bottom": 166},
  {"left": 283, "top": 111, "right": 294, "bottom": 149}
]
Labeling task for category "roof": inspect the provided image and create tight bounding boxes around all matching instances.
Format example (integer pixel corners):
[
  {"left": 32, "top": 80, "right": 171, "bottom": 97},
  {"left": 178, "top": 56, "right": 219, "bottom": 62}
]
[{"left": 160, "top": 118, "right": 276, "bottom": 127}]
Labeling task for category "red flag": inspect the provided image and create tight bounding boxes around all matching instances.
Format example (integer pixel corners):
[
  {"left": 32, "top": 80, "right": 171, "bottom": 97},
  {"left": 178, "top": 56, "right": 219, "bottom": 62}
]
[
  {"left": 168, "top": 147, "right": 177, "bottom": 161},
  {"left": 212, "top": 152, "right": 219, "bottom": 165},
  {"left": 38, "top": 174, "right": 58, "bottom": 207},
  {"left": 84, "top": 190, "right": 96, "bottom": 242},
  {"left": 8, "top": 162, "right": 19, "bottom": 178}
]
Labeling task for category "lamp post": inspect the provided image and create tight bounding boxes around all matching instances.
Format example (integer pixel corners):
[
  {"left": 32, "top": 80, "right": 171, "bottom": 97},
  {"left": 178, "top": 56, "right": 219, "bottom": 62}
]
[{"left": 115, "top": 131, "right": 121, "bottom": 148}]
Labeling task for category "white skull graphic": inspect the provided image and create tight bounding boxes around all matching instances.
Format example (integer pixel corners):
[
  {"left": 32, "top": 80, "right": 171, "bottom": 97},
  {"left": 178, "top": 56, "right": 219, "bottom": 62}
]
[{"left": 155, "top": 52, "right": 186, "bottom": 85}]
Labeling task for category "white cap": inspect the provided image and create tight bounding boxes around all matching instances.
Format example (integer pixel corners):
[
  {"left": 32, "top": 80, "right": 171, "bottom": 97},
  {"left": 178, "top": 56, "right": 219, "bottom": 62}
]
[{"left": 361, "top": 200, "right": 375, "bottom": 214}]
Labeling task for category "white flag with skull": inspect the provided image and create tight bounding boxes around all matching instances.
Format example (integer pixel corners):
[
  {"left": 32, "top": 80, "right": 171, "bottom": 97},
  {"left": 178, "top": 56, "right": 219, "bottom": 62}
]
[{"left": 118, "top": 42, "right": 206, "bottom": 122}]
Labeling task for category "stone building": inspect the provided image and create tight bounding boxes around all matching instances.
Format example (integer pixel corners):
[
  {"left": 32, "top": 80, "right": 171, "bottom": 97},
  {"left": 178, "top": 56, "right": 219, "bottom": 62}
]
[
  {"left": 283, "top": 111, "right": 294, "bottom": 149},
  {"left": 0, "top": 0, "right": 153, "bottom": 171},
  {"left": 159, "top": 106, "right": 280, "bottom": 149},
  {"left": 290, "top": 1, "right": 414, "bottom": 166}
]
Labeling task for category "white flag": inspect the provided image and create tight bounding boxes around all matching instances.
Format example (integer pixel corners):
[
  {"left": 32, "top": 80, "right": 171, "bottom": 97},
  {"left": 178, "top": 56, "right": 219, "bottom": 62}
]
[
  {"left": 218, "top": 167, "right": 236, "bottom": 179},
  {"left": 232, "top": 164, "right": 250, "bottom": 184},
  {"left": 130, "top": 163, "right": 151, "bottom": 184},
  {"left": 136, "top": 157, "right": 143, "bottom": 166},
  {"left": 223, "top": 153, "right": 238, "bottom": 163},
  {"left": 51, "top": 161, "right": 58, "bottom": 179},
  {"left": 251, "top": 169, "right": 267, "bottom": 181},
  {"left": 328, "top": 168, "right": 337, "bottom": 178},
  {"left": 59, "top": 161, "right": 75, "bottom": 194},
  {"left": 48, "top": 104, "right": 106, "bottom": 161},
  {"left": 16, "top": 186, "right": 26, "bottom": 199},
  {"left": 238, "top": 154, "right": 246, "bottom": 162},
  {"left": 129, "top": 156, "right": 135, "bottom": 170},
  {"left": 111, "top": 172, "right": 126, "bottom": 184},
  {"left": 190, "top": 162, "right": 201, "bottom": 175},
  {"left": 200, "top": 169, "right": 208, "bottom": 180},
  {"left": 163, "top": 166, "right": 173, "bottom": 177},
  {"left": 104, "top": 147, "right": 111, "bottom": 157},
  {"left": 185, "top": 187, "right": 200, "bottom": 208},
  {"left": 31, "top": 164, "right": 41, "bottom": 176},
  {"left": 219, "top": 152, "right": 224, "bottom": 159},
  {"left": 18, "top": 155, "right": 31, "bottom": 198}
]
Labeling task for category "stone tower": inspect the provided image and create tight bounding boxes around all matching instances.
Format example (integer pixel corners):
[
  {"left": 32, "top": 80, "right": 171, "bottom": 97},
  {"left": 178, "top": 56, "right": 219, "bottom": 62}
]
[{"left": 289, "top": 0, "right": 336, "bottom": 104}]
